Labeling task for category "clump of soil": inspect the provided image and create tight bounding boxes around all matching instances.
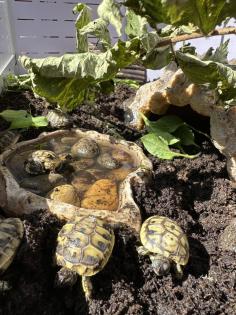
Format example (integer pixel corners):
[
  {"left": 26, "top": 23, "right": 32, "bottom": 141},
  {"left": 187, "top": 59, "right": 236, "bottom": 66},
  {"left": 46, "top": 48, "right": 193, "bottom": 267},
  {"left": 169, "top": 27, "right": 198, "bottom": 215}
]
[{"left": 0, "top": 87, "right": 235, "bottom": 315}]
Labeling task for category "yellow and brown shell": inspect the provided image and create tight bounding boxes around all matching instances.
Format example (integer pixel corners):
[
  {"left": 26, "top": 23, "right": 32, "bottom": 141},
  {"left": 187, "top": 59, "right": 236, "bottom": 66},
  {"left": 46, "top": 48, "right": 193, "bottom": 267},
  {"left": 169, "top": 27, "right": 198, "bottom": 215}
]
[
  {"left": 56, "top": 216, "right": 115, "bottom": 277},
  {"left": 140, "top": 216, "right": 189, "bottom": 266},
  {"left": 24, "top": 150, "right": 61, "bottom": 175},
  {"left": 0, "top": 218, "right": 24, "bottom": 274}
]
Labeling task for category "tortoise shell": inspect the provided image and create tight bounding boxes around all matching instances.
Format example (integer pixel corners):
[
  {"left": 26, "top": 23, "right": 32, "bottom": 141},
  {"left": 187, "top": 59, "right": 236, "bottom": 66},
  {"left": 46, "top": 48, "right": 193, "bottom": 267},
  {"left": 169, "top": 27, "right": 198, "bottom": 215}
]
[
  {"left": 140, "top": 215, "right": 189, "bottom": 266},
  {"left": 0, "top": 218, "right": 24, "bottom": 274},
  {"left": 24, "top": 150, "right": 61, "bottom": 175},
  {"left": 56, "top": 216, "right": 114, "bottom": 277}
]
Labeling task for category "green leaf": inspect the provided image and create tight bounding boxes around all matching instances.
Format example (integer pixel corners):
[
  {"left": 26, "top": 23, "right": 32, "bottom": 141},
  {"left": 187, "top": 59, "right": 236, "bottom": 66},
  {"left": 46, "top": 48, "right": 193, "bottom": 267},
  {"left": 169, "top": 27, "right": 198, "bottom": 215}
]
[
  {"left": 176, "top": 51, "right": 236, "bottom": 100},
  {"left": 174, "top": 124, "right": 199, "bottom": 147},
  {"left": 98, "top": 0, "right": 122, "bottom": 37},
  {"left": 80, "top": 18, "right": 111, "bottom": 49},
  {"left": 114, "top": 78, "right": 140, "bottom": 89},
  {"left": 73, "top": 3, "right": 92, "bottom": 52},
  {"left": 124, "top": 0, "right": 236, "bottom": 34},
  {"left": 141, "top": 114, "right": 180, "bottom": 145},
  {"left": 0, "top": 110, "right": 48, "bottom": 129},
  {"left": 141, "top": 133, "right": 197, "bottom": 160},
  {"left": 19, "top": 38, "right": 141, "bottom": 110},
  {"left": 140, "top": 32, "right": 171, "bottom": 69},
  {"left": 125, "top": 9, "right": 148, "bottom": 39},
  {"left": 142, "top": 114, "right": 184, "bottom": 133}
]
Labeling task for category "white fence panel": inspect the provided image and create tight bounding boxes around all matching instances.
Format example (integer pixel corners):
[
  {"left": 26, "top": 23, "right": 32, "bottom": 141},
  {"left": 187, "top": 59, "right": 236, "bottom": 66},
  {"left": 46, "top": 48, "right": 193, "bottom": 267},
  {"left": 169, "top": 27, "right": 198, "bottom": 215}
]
[
  {"left": 9, "top": 0, "right": 118, "bottom": 70},
  {"left": 0, "top": 0, "right": 15, "bottom": 75}
]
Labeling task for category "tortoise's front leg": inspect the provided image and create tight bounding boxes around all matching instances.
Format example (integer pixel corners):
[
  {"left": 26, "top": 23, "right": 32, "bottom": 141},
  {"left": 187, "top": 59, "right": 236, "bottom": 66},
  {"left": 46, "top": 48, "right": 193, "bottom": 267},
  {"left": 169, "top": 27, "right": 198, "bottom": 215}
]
[
  {"left": 82, "top": 276, "right": 93, "bottom": 301},
  {"left": 175, "top": 263, "right": 183, "bottom": 279}
]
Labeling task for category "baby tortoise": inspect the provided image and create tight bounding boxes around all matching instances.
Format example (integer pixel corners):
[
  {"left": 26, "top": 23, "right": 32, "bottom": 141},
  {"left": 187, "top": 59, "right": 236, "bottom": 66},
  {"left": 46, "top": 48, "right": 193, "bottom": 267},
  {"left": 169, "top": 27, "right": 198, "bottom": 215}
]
[
  {"left": 138, "top": 215, "right": 189, "bottom": 278},
  {"left": 0, "top": 217, "right": 24, "bottom": 290},
  {"left": 55, "top": 215, "right": 114, "bottom": 301},
  {"left": 24, "top": 150, "right": 62, "bottom": 175},
  {"left": 71, "top": 138, "right": 100, "bottom": 159}
]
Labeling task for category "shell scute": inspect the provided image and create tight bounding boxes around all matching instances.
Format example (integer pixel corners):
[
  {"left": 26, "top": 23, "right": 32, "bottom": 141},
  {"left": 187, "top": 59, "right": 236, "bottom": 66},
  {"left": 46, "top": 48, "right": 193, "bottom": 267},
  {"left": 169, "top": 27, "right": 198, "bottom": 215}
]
[{"left": 56, "top": 216, "right": 114, "bottom": 276}]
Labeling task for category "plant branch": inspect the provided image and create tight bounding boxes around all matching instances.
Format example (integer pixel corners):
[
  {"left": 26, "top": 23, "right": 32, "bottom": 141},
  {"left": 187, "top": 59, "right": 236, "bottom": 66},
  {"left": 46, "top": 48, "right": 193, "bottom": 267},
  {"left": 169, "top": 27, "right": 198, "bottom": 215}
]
[{"left": 157, "top": 26, "right": 236, "bottom": 47}]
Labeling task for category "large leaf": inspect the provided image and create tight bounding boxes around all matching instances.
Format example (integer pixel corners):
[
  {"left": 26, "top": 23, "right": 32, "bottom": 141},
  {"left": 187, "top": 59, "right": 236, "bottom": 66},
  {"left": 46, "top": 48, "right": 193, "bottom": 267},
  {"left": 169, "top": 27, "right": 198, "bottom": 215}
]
[
  {"left": 141, "top": 133, "right": 197, "bottom": 160},
  {"left": 19, "top": 39, "right": 141, "bottom": 110},
  {"left": 98, "top": 0, "right": 122, "bottom": 36},
  {"left": 124, "top": 0, "right": 236, "bottom": 34},
  {"left": 125, "top": 9, "right": 148, "bottom": 39},
  {"left": 176, "top": 51, "right": 236, "bottom": 100},
  {"left": 73, "top": 3, "right": 92, "bottom": 52},
  {"left": 80, "top": 18, "right": 111, "bottom": 49},
  {"left": 0, "top": 110, "right": 48, "bottom": 129}
]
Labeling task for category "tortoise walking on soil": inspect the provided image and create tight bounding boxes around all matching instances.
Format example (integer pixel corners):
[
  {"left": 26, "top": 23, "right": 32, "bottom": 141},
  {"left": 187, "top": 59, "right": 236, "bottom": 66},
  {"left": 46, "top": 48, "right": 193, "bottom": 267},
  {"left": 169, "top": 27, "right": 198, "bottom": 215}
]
[
  {"left": 55, "top": 215, "right": 115, "bottom": 300},
  {"left": 0, "top": 217, "right": 24, "bottom": 290},
  {"left": 138, "top": 216, "right": 189, "bottom": 278}
]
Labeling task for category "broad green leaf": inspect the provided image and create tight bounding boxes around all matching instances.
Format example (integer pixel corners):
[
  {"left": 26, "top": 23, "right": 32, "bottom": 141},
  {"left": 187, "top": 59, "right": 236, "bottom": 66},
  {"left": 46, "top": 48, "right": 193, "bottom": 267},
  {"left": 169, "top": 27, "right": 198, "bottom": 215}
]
[
  {"left": 125, "top": 9, "right": 147, "bottom": 39},
  {"left": 141, "top": 133, "right": 197, "bottom": 160},
  {"left": 0, "top": 110, "right": 48, "bottom": 129},
  {"left": 19, "top": 38, "right": 141, "bottom": 110},
  {"left": 80, "top": 18, "right": 111, "bottom": 49},
  {"left": 176, "top": 51, "right": 236, "bottom": 100},
  {"left": 141, "top": 114, "right": 180, "bottom": 145},
  {"left": 124, "top": 0, "right": 236, "bottom": 34},
  {"left": 143, "top": 114, "right": 184, "bottom": 133},
  {"left": 98, "top": 0, "right": 122, "bottom": 36},
  {"left": 73, "top": 3, "right": 92, "bottom": 52},
  {"left": 140, "top": 32, "right": 171, "bottom": 69},
  {"left": 174, "top": 124, "right": 199, "bottom": 147}
]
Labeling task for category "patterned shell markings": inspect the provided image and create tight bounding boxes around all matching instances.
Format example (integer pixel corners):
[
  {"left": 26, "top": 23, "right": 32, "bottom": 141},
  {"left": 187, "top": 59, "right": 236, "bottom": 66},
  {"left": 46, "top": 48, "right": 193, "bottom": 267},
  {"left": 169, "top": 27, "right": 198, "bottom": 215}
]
[
  {"left": 56, "top": 216, "right": 115, "bottom": 277},
  {"left": 140, "top": 216, "right": 189, "bottom": 266},
  {"left": 0, "top": 218, "right": 24, "bottom": 274}
]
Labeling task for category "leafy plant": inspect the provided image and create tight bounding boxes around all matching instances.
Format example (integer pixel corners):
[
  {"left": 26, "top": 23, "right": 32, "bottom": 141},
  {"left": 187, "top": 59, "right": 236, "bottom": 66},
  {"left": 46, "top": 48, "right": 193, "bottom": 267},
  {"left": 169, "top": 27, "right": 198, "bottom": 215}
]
[
  {"left": 0, "top": 110, "right": 48, "bottom": 129},
  {"left": 10, "top": 0, "right": 236, "bottom": 112},
  {"left": 140, "top": 114, "right": 199, "bottom": 160}
]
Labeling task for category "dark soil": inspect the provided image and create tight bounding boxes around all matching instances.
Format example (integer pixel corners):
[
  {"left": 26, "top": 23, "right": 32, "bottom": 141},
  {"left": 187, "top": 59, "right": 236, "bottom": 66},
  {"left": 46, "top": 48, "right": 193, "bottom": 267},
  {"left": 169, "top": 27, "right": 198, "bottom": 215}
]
[{"left": 0, "top": 87, "right": 235, "bottom": 315}]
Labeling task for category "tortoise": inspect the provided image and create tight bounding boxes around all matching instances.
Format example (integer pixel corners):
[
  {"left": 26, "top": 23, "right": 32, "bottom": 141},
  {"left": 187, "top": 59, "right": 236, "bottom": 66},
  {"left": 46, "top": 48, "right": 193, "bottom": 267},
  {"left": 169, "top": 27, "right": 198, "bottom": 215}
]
[
  {"left": 138, "top": 215, "right": 189, "bottom": 278},
  {"left": 55, "top": 215, "right": 115, "bottom": 300},
  {"left": 24, "top": 150, "right": 62, "bottom": 175},
  {"left": 0, "top": 217, "right": 24, "bottom": 289}
]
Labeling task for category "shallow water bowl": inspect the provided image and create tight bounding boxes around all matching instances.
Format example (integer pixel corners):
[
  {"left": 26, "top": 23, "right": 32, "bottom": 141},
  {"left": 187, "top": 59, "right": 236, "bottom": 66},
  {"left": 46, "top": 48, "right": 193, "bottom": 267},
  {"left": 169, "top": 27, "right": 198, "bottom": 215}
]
[{"left": 0, "top": 129, "right": 152, "bottom": 232}]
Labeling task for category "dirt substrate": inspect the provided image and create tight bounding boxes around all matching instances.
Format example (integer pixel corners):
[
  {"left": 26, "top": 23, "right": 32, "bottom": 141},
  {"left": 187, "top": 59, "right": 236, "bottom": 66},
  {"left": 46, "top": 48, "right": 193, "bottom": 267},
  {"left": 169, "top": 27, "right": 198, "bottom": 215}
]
[{"left": 0, "top": 87, "right": 235, "bottom": 315}]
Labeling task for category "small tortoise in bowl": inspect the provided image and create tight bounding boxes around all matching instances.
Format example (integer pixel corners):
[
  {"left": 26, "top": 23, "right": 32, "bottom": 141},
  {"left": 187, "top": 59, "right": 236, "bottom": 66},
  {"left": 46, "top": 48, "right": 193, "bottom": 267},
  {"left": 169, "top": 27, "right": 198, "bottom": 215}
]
[
  {"left": 55, "top": 215, "right": 114, "bottom": 300},
  {"left": 138, "top": 215, "right": 189, "bottom": 278}
]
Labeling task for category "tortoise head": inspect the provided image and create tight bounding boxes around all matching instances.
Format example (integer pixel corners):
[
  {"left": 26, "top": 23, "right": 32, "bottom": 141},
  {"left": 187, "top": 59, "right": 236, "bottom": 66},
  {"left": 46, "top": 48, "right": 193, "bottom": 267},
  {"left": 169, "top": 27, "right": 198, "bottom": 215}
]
[{"left": 150, "top": 254, "right": 171, "bottom": 276}]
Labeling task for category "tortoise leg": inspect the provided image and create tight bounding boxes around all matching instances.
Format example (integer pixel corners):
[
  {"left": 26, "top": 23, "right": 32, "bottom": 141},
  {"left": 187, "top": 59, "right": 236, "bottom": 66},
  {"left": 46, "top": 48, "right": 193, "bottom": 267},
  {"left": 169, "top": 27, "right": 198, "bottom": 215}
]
[
  {"left": 82, "top": 276, "right": 93, "bottom": 301},
  {"left": 175, "top": 263, "right": 183, "bottom": 279},
  {"left": 137, "top": 245, "right": 150, "bottom": 256}
]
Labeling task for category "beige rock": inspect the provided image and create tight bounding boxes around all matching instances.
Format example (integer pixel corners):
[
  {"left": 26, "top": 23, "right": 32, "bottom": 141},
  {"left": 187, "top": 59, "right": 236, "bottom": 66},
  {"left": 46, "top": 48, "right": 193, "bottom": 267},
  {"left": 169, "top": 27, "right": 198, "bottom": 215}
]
[
  {"left": 210, "top": 106, "right": 236, "bottom": 182},
  {"left": 81, "top": 179, "right": 118, "bottom": 211},
  {"left": 20, "top": 173, "right": 66, "bottom": 195},
  {"left": 124, "top": 62, "right": 217, "bottom": 129},
  {"left": 47, "top": 184, "right": 81, "bottom": 207}
]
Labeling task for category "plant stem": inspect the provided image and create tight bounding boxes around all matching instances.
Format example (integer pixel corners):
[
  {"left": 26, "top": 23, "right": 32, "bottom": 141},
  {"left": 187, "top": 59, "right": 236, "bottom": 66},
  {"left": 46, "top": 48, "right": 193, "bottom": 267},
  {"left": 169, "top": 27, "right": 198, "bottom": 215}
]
[{"left": 157, "top": 26, "right": 236, "bottom": 48}]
